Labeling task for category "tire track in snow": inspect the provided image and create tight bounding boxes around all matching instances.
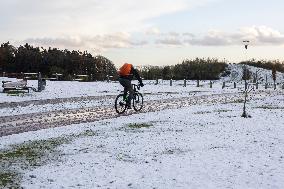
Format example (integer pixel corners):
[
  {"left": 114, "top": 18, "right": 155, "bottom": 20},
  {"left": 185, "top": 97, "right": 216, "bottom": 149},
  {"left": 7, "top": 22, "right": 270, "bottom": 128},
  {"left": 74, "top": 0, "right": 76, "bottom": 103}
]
[
  {"left": 0, "top": 92, "right": 242, "bottom": 137},
  {"left": 0, "top": 91, "right": 274, "bottom": 137}
]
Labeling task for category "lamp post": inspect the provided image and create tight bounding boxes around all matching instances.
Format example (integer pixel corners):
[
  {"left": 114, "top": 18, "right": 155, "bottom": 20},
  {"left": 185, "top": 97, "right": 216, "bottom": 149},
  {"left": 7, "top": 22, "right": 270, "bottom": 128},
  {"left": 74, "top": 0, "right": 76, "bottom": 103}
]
[{"left": 243, "top": 40, "right": 250, "bottom": 90}]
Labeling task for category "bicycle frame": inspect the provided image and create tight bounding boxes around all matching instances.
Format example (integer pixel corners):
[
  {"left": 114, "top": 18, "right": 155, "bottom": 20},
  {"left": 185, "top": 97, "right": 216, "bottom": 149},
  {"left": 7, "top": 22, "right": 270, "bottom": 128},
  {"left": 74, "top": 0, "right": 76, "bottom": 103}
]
[{"left": 115, "top": 83, "right": 143, "bottom": 114}]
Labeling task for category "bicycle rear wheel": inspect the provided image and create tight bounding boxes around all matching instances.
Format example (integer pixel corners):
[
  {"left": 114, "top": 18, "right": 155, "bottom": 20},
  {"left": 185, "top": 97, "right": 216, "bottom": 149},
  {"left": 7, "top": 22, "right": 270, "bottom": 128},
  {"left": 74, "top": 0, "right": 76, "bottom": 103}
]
[
  {"left": 133, "top": 92, "right": 143, "bottom": 112},
  {"left": 115, "top": 94, "right": 127, "bottom": 114}
]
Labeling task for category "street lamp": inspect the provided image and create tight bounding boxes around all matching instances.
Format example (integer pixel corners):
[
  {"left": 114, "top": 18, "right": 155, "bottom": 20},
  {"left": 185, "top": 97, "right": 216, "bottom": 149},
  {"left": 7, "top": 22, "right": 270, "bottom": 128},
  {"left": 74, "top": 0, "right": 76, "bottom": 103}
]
[{"left": 243, "top": 40, "right": 250, "bottom": 90}]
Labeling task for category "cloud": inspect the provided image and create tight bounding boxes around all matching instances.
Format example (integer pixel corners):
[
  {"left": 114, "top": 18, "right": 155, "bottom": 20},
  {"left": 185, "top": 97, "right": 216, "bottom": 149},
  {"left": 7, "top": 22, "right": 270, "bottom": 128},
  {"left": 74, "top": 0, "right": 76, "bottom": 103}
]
[
  {"left": 23, "top": 26, "right": 284, "bottom": 52},
  {"left": 0, "top": 0, "right": 190, "bottom": 38},
  {"left": 0, "top": 0, "right": 221, "bottom": 41},
  {"left": 24, "top": 32, "right": 148, "bottom": 53},
  {"left": 156, "top": 38, "right": 183, "bottom": 46},
  {"left": 239, "top": 26, "right": 284, "bottom": 45},
  {"left": 155, "top": 26, "right": 284, "bottom": 47},
  {"left": 145, "top": 28, "right": 161, "bottom": 35}
]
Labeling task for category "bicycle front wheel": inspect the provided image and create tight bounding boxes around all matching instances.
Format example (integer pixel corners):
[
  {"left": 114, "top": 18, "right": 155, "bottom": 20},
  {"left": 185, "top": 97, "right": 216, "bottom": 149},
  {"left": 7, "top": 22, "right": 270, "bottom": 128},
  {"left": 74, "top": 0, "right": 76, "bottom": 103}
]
[
  {"left": 115, "top": 94, "right": 127, "bottom": 114},
  {"left": 133, "top": 92, "right": 143, "bottom": 112}
]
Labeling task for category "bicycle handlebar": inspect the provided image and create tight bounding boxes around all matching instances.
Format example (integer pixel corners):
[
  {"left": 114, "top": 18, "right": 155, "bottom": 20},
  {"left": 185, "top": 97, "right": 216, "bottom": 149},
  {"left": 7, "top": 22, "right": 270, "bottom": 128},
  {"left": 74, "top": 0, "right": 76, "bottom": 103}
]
[{"left": 132, "top": 84, "right": 140, "bottom": 91}]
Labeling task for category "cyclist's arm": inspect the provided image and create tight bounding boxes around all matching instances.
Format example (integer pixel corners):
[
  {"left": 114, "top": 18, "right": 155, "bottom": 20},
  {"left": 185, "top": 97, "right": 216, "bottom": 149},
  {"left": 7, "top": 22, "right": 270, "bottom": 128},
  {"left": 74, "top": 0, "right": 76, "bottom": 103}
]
[{"left": 132, "top": 67, "right": 143, "bottom": 84}]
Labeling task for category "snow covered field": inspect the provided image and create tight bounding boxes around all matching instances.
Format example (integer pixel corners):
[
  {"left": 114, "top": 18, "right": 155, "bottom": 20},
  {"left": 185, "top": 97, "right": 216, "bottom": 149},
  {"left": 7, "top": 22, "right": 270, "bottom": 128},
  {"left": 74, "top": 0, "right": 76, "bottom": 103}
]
[
  {"left": 1, "top": 90, "right": 284, "bottom": 189},
  {"left": 0, "top": 65, "right": 284, "bottom": 188},
  {"left": 0, "top": 79, "right": 240, "bottom": 117}
]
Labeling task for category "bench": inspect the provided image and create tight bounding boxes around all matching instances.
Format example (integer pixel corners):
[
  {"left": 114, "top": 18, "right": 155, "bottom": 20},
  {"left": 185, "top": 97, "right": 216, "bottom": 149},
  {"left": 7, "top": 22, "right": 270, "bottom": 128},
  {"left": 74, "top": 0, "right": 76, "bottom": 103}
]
[{"left": 2, "top": 79, "right": 30, "bottom": 93}]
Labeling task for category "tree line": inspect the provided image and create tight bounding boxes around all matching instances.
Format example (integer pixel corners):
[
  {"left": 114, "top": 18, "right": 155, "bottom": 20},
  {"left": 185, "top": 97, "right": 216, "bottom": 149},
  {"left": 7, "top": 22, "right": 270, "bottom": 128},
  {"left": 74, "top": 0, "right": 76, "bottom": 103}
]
[
  {"left": 0, "top": 42, "right": 117, "bottom": 81},
  {"left": 139, "top": 58, "right": 229, "bottom": 80},
  {"left": 1, "top": 42, "right": 283, "bottom": 81},
  {"left": 241, "top": 59, "right": 284, "bottom": 73}
]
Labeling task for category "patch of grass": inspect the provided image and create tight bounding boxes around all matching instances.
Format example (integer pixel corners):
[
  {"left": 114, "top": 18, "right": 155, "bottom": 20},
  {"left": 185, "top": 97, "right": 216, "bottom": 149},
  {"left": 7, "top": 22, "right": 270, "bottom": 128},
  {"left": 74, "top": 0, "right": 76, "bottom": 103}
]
[
  {"left": 127, "top": 123, "right": 153, "bottom": 129},
  {"left": 77, "top": 129, "right": 97, "bottom": 137},
  {"left": 214, "top": 109, "right": 232, "bottom": 113},
  {"left": 0, "top": 171, "right": 21, "bottom": 188},
  {"left": 255, "top": 106, "right": 284, "bottom": 110},
  {"left": 161, "top": 148, "right": 191, "bottom": 155},
  {"left": 0, "top": 129, "right": 97, "bottom": 188},
  {"left": 193, "top": 111, "right": 211, "bottom": 115},
  {"left": 227, "top": 99, "right": 244, "bottom": 104},
  {"left": 116, "top": 153, "right": 135, "bottom": 162},
  {"left": 6, "top": 90, "right": 28, "bottom": 96}
]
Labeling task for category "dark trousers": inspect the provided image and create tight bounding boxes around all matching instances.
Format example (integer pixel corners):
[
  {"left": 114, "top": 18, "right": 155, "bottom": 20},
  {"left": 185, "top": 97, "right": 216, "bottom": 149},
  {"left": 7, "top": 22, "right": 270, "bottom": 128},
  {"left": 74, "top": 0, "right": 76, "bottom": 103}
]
[{"left": 119, "top": 78, "right": 134, "bottom": 104}]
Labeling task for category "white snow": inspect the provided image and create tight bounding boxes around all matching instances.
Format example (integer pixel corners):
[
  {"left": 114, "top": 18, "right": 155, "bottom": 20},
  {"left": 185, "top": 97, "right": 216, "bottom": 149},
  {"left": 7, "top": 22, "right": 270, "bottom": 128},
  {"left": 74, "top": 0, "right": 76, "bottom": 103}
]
[
  {"left": 0, "top": 94, "right": 283, "bottom": 189},
  {"left": 1, "top": 66, "right": 284, "bottom": 188}
]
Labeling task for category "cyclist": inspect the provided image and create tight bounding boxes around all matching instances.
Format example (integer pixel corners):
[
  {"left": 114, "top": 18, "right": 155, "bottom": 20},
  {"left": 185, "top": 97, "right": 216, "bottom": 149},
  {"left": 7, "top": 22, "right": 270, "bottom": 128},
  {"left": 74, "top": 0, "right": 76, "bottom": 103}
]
[{"left": 118, "top": 63, "right": 144, "bottom": 108}]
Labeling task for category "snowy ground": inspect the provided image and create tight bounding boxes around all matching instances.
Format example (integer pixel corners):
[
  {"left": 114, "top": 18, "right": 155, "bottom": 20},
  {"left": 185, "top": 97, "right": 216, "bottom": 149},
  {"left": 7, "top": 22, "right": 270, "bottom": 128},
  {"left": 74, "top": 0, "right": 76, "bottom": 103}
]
[
  {"left": 0, "top": 79, "right": 237, "bottom": 117},
  {"left": 1, "top": 73, "right": 284, "bottom": 188},
  {"left": 1, "top": 91, "right": 283, "bottom": 189},
  {"left": 0, "top": 77, "right": 282, "bottom": 117}
]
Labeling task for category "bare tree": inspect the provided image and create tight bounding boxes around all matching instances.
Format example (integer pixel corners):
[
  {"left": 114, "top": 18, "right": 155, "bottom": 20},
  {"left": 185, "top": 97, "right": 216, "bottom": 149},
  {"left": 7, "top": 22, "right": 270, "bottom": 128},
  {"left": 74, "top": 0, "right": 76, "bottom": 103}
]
[{"left": 241, "top": 85, "right": 254, "bottom": 118}]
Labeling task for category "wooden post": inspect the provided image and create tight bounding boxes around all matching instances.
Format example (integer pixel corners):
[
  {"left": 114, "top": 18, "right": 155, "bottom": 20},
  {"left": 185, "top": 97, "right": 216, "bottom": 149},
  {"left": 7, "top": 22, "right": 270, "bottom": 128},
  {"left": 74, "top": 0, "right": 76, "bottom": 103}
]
[
  {"left": 234, "top": 82, "right": 236, "bottom": 89},
  {"left": 155, "top": 78, "right": 158, "bottom": 85},
  {"left": 38, "top": 72, "right": 42, "bottom": 92},
  {"left": 107, "top": 75, "right": 110, "bottom": 83},
  {"left": 222, "top": 82, "right": 225, "bottom": 89},
  {"left": 210, "top": 81, "right": 212, "bottom": 88},
  {"left": 265, "top": 74, "right": 268, "bottom": 89},
  {"left": 272, "top": 66, "right": 276, "bottom": 90},
  {"left": 256, "top": 82, "right": 258, "bottom": 90},
  {"left": 197, "top": 80, "right": 199, "bottom": 87},
  {"left": 170, "top": 79, "right": 172, "bottom": 86},
  {"left": 183, "top": 79, "right": 186, "bottom": 87}
]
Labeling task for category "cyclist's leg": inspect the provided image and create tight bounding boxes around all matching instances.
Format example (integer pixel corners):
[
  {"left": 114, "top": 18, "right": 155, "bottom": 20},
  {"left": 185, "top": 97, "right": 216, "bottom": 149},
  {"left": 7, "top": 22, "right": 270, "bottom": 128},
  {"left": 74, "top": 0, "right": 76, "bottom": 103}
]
[
  {"left": 119, "top": 78, "right": 133, "bottom": 106},
  {"left": 128, "top": 83, "right": 134, "bottom": 104}
]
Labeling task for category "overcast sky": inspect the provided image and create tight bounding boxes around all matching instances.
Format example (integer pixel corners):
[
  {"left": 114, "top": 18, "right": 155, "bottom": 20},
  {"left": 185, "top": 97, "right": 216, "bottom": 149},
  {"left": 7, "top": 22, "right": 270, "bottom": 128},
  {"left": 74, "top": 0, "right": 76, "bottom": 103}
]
[{"left": 1, "top": 0, "right": 284, "bottom": 66}]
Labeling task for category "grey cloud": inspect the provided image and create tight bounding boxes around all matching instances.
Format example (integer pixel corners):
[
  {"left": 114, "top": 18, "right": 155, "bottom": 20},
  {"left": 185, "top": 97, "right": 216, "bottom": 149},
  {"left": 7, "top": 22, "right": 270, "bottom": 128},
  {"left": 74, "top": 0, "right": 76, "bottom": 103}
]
[
  {"left": 24, "top": 37, "right": 84, "bottom": 48},
  {"left": 23, "top": 33, "right": 148, "bottom": 52},
  {"left": 168, "top": 32, "right": 180, "bottom": 37},
  {"left": 186, "top": 34, "right": 232, "bottom": 46},
  {"left": 182, "top": 33, "right": 195, "bottom": 37},
  {"left": 156, "top": 38, "right": 183, "bottom": 45},
  {"left": 130, "top": 40, "right": 148, "bottom": 46},
  {"left": 156, "top": 26, "right": 284, "bottom": 47}
]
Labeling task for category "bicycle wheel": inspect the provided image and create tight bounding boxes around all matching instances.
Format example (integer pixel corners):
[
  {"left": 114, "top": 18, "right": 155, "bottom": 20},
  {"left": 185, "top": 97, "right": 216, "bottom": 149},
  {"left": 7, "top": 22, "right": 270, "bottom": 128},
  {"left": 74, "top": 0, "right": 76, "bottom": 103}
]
[
  {"left": 115, "top": 94, "right": 127, "bottom": 114},
  {"left": 133, "top": 92, "right": 143, "bottom": 112}
]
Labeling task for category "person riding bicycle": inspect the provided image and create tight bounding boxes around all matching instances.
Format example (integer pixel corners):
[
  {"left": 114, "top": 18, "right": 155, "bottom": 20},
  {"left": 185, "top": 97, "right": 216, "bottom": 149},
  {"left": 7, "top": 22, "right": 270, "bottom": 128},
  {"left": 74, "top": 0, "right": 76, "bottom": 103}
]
[{"left": 118, "top": 63, "right": 144, "bottom": 108}]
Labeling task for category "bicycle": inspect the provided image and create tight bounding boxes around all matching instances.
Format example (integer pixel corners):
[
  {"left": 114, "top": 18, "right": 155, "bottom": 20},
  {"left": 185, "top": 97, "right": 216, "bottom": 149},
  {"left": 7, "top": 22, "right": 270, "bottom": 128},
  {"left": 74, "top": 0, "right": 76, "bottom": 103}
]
[{"left": 115, "top": 84, "right": 144, "bottom": 114}]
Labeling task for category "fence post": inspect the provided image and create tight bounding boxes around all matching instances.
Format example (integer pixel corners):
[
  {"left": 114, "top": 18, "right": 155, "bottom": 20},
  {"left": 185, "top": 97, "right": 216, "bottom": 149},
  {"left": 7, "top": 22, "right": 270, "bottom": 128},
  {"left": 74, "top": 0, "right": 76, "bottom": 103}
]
[
  {"left": 210, "top": 81, "right": 212, "bottom": 88},
  {"left": 2, "top": 72, "right": 5, "bottom": 77},
  {"left": 170, "top": 79, "right": 172, "bottom": 86},
  {"left": 106, "top": 75, "right": 110, "bottom": 83},
  {"left": 155, "top": 78, "right": 158, "bottom": 85},
  {"left": 234, "top": 82, "right": 236, "bottom": 89},
  {"left": 222, "top": 82, "right": 225, "bottom": 89},
  {"left": 265, "top": 74, "right": 268, "bottom": 89},
  {"left": 38, "top": 72, "right": 42, "bottom": 92},
  {"left": 183, "top": 79, "right": 186, "bottom": 87},
  {"left": 197, "top": 80, "right": 199, "bottom": 87},
  {"left": 256, "top": 82, "right": 258, "bottom": 90}
]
